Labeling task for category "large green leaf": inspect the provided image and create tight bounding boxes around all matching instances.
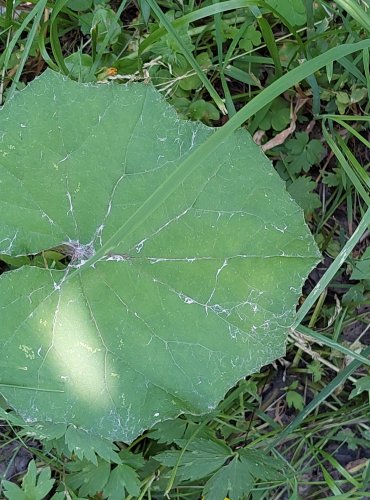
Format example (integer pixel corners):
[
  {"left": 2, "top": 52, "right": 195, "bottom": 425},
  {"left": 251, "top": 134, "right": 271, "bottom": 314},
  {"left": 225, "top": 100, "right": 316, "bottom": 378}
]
[
  {"left": 0, "top": 70, "right": 320, "bottom": 442},
  {"left": 265, "top": 0, "right": 307, "bottom": 27}
]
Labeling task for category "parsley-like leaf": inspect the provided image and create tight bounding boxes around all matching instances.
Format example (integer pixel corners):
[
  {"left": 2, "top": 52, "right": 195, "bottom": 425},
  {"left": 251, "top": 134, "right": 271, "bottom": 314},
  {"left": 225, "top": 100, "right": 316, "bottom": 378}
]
[
  {"left": 203, "top": 449, "right": 286, "bottom": 500},
  {"left": 155, "top": 438, "right": 232, "bottom": 481}
]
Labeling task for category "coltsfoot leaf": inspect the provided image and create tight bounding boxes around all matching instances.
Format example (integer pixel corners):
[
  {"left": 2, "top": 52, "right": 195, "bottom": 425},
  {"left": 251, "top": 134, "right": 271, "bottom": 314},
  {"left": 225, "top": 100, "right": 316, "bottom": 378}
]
[{"left": 0, "top": 70, "right": 320, "bottom": 442}]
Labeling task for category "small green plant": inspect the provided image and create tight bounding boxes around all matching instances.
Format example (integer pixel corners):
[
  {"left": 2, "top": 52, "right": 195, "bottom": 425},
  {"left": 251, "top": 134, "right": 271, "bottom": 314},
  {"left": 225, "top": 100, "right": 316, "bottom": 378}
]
[
  {"left": 286, "top": 381, "right": 305, "bottom": 411},
  {"left": 283, "top": 132, "right": 325, "bottom": 175},
  {"left": 287, "top": 176, "right": 322, "bottom": 215},
  {"left": 2, "top": 460, "right": 54, "bottom": 500}
]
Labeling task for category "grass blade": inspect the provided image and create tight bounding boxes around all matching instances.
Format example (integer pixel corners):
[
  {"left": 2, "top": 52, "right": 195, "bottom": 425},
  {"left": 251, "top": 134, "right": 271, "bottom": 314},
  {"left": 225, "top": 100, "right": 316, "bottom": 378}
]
[
  {"left": 335, "top": 0, "right": 370, "bottom": 33},
  {"left": 322, "top": 123, "right": 370, "bottom": 207},
  {"left": 1, "top": 0, "right": 47, "bottom": 95},
  {"left": 140, "top": 0, "right": 260, "bottom": 54},
  {"left": 213, "top": 0, "right": 235, "bottom": 115},
  {"left": 363, "top": 48, "right": 370, "bottom": 103},
  {"left": 257, "top": 15, "right": 283, "bottom": 78},
  {"left": 294, "top": 206, "right": 370, "bottom": 327},
  {"left": 338, "top": 55, "right": 367, "bottom": 85},
  {"left": 88, "top": 0, "right": 128, "bottom": 78},
  {"left": 49, "top": 0, "right": 70, "bottom": 74},
  {"left": 4, "top": 0, "right": 13, "bottom": 30},
  {"left": 145, "top": 0, "right": 226, "bottom": 114},
  {"left": 267, "top": 344, "right": 370, "bottom": 450},
  {"left": 297, "top": 325, "right": 370, "bottom": 368},
  {"left": 6, "top": 0, "right": 47, "bottom": 100}
]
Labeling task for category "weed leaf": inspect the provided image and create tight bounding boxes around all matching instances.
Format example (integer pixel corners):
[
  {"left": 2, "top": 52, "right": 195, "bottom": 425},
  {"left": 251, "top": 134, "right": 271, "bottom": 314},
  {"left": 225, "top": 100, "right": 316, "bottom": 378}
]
[
  {"left": 287, "top": 177, "right": 322, "bottom": 214},
  {"left": 265, "top": 0, "right": 307, "bottom": 26},
  {"left": 155, "top": 437, "right": 232, "bottom": 481},
  {"left": 2, "top": 460, "right": 55, "bottom": 500},
  {"left": 0, "top": 70, "right": 319, "bottom": 442},
  {"left": 67, "top": 458, "right": 111, "bottom": 497},
  {"left": 64, "top": 426, "right": 121, "bottom": 465},
  {"left": 103, "top": 464, "right": 141, "bottom": 499},
  {"left": 351, "top": 247, "right": 370, "bottom": 281},
  {"left": 202, "top": 449, "right": 286, "bottom": 500}
]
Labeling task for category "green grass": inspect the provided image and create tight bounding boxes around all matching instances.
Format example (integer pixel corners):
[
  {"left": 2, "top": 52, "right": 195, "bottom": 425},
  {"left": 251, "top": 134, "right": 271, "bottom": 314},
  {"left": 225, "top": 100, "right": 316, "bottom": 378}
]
[{"left": 1, "top": 0, "right": 370, "bottom": 498}]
